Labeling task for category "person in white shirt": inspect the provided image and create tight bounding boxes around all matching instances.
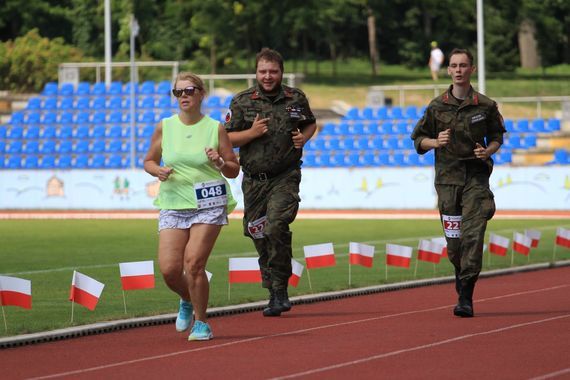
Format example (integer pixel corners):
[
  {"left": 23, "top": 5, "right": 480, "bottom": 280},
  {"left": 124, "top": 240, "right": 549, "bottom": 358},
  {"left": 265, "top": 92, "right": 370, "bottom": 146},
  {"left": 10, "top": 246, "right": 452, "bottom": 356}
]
[{"left": 429, "top": 41, "right": 445, "bottom": 81}]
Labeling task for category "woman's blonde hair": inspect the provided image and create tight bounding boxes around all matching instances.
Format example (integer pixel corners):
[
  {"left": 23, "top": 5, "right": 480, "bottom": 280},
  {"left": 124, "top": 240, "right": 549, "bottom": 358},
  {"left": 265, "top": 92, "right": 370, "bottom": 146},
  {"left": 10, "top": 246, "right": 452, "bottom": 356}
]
[{"left": 174, "top": 72, "right": 206, "bottom": 93}]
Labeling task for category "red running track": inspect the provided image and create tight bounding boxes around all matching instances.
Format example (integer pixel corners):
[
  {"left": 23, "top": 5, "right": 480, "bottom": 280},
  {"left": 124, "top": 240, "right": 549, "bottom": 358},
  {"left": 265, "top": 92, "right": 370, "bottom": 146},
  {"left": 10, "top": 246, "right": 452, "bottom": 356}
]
[{"left": 2, "top": 267, "right": 570, "bottom": 380}]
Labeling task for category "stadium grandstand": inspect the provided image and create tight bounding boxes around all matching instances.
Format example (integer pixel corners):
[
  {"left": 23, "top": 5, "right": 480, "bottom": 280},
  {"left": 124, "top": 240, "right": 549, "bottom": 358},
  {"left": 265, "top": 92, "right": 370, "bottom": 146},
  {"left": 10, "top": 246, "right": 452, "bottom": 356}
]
[{"left": 0, "top": 80, "right": 567, "bottom": 170}]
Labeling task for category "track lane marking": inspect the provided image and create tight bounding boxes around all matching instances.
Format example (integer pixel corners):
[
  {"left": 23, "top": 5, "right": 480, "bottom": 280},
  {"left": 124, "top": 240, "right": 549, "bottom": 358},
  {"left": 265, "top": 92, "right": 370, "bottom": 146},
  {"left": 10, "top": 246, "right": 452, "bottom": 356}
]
[{"left": 26, "top": 284, "right": 569, "bottom": 380}]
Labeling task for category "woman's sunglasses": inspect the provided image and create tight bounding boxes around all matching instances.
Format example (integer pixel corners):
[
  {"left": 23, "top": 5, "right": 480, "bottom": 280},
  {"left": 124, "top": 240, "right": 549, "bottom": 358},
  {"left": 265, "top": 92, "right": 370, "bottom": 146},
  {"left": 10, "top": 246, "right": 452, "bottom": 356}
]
[{"left": 172, "top": 86, "right": 201, "bottom": 98}]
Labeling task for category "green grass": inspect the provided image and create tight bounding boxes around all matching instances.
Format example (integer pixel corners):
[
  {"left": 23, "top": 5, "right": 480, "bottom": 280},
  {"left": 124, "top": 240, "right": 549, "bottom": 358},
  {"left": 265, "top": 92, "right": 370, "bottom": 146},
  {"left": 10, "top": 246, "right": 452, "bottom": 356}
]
[{"left": 1, "top": 218, "right": 569, "bottom": 337}]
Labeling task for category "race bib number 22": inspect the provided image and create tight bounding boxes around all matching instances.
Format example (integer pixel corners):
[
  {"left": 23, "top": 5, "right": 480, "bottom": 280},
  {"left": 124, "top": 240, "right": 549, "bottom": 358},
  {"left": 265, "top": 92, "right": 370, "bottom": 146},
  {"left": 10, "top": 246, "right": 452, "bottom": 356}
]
[{"left": 442, "top": 214, "right": 462, "bottom": 238}]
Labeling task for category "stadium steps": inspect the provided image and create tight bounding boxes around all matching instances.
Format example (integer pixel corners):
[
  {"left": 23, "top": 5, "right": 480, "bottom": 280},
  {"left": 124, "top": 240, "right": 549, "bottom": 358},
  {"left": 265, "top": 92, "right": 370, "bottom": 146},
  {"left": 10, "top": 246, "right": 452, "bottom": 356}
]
[{"left": 512, "top": 151, "right": 554, "bottom": 165}]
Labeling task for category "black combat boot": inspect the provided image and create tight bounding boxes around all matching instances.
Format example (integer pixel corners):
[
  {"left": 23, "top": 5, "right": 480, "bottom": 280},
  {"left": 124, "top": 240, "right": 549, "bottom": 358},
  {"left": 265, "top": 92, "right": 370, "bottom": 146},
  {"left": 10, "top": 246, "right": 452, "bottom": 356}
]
[
  {"left": 453, "top": 281, "right": 474, "bottom": 318},
  {"left": 263, "top": 288, "right": 281, "bottom": 317},
  {"left": 275, "top": 288, "right": 291, "bottom": 312}
]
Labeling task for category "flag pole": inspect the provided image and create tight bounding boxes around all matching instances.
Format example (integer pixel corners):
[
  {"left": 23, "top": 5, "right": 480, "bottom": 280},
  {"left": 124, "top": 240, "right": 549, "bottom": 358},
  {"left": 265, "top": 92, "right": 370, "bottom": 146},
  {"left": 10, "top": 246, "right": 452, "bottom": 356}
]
[
  {"left": 510, "top": 246, "right": 515, "bottom": 267},
  {"left": 228, "top": 282, "right": 231, "bottom": 301},
  {"left": 348, "top": 261, "right": 352, "bottom": 287},
  {"left": 1, "top": 306, "right": 7, "bottom": 332},
  {"left": 385, "top": 263, "right": 388, "bottom": 282},
  {"left": 552, "top": 244, "right": 558, "bottom": 262},
  {"left": 433, "top": 262, "right": 436, "bottom": 275},
  {"left": 70, "top": 300, "right": 75, "bottom": 324},
  {"left": 122, "top": 290, "right": 127, "bottom": 314},
  {"left": 413, "top": 258, "right": 419, "bottom": 278},
  {"left": 306, "top": 268, "right": 313, "bottom": 292}
]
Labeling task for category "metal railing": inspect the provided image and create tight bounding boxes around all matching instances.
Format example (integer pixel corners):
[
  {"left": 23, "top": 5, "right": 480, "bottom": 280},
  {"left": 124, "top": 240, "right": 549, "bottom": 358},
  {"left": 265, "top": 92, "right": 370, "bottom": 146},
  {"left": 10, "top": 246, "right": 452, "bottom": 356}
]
[{"left": 58, "top": 61, "right": 180, "bottom": 85}]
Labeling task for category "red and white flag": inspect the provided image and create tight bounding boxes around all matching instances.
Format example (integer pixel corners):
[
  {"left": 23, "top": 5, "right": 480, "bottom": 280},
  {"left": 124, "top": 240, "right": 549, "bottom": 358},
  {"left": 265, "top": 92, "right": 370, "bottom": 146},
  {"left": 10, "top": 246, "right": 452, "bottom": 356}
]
[
  {"left": 431, "top": 237, "right": 448, "bottom": 257},
  {"left": 524, "top": 229, "right": 541, "bottom": 248},
  {"left": 386, "top": 244, "right": 413, "bottom": 268},
  {"left": 0, "top": 275, "right": 32, "bottom": 309},
  {"left": 513, "top": 233, "right": 532, "bottom": 256},
  {"left": 288, "top": 259, "right": 304, "bottom": 287},
  {"left": 69, "top": 271, "right": 105, "bottom": 311},
  {"left": 119, "top": 261, "right": 155, "bottom": 290},
  {"left": 303, "top": 243, "right": 336, "bottom": 269},
  {"left": 417, "top": 240, "right": 444, "bottom": 263},
  {"left": 349, "top": 242, "right": 375, "bottom": 268},
  {"left": 556, "top": 227, "right": 570, "bottom": 249},
  {"left": 489, "top": 233, "right": 510, "bottom": 256},
  {"left": 228, "top": 258, "right": 261, "bottom": 283}
]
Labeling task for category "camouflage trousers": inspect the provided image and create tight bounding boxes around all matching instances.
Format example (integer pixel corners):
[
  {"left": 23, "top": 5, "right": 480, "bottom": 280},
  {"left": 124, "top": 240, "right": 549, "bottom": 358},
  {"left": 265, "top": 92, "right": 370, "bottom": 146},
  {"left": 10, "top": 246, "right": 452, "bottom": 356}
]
[
  {"left": 435, "top": 171, "right": 496, "bottom": 287},
  {"left": 242, "top": 168, "right": 301, "bottom": 290}
]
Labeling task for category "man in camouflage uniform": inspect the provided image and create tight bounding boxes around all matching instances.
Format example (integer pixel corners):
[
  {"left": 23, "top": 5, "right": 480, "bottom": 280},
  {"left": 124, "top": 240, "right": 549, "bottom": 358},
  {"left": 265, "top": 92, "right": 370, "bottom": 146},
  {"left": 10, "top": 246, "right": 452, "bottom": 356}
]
[
  {"left": 225, "top": 48, "right": 317, "bottom": 317},
  {"left": 411, "top": 48, "right": 505, "bottom": 318}
]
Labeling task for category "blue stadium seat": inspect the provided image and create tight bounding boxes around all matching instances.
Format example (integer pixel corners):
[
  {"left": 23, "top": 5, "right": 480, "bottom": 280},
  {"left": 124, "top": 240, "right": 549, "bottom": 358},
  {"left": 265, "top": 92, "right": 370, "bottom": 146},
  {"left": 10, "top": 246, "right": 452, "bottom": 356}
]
[
  {"left": 8, "top": 125, "right": 24, "bottom": 139},
  {"left": 355, "top": 136, "right": 370, "bottom": 149},
  {"left": 377, "top": 107, "right": 389, "bottom": 120},
  {"left": 90, "top": 154, "right": 106, "bottom": 168},
  {"left": 27, "top": 97, "right": 41, "bottom": 110},
  {"left": 59, "top": 83, "right": 74, "bottom": 96},
  {"left": 383, "top": 136, "right": 399, "bottom": 150},
  {"left": 359, "top": 152, "right": 375, "bottom": 166},
  {"left": 24, "top": 125, "right": 40, "bottom": 139},
  {"left": 222, "top": 96, "right": 232, "bottom": 108},
  {"left": 521, "top": 134, "right": 537, "bottom": 149},
  {"left": 516, "top": 119, "right": 529, "bottom": 132},
  {"left": 58, "top": 97, "right": 74, "bottom": 110},
  {"left": 389, "top": 107, "right": 404, "bottom": 120},
  {"left": 349, "top": 123, "right": 365, "bottom": 135},
  {"left": 75, "top": 97, "right": 90, "bottom": 110},
  {"left": 343, "top": 107, "right": 361, "bottom": 121},
  {"left": 330, "top": 152, "right": 345, "bottom": 167},
  {"left": 390, "top": 152, "right": 406, "bottom": 166},
  {"left": 418, "top": 151, "right": 435, "bottom": 165},
  {"left": 108, "top": 81, "right": 123, "bottom": 95},
  {"left": 91, "top": 97, "right": 107, "bottom": 110},
  {"left": 58, "top": 125, "right": 73, "bottom": 139},
  {"left": 107, "top": 154, "right": 124, "bottom": 168},
  {"left": 7, "top": 154, "right": 23, "bottom": 169},
  {"left": 379, "top": 122, "right": 394, "bottom": 134},
  {"left": 75, "top": 112, "right": 91, "bottom": 124},
  {"left": 138, "top": 124, "right": 155, "bottom": 138},
  {"left": 158, "top": 110, "right": 174, "bottom": 120},
  {"left": 108, "top": 97, "right": 124, "bottom": 110},
  {"left": 530, "top": 119, "right": 546, "bottom": 133},
  {"left": 0, "top": 141, "right": 5, "bottom": 153},
  {"left": 369, "top": 136, "right": 383, "bottom": 150},
  {"left": 23, "top": 141, "right": 39, "bottom": 154},
  {"left": 156, "top": 96, "right": 173, "bottom": 109},
  {"left": 7, "top": 141, "right": 23, "bottom": 153},
  {"left": 74, "top": 125, "right": 90, "bottom": 139},
  {"left": 123, "top": 82, "right": 139, "bottom": 95},
  {"left": 76, "top": 82, "right": 91, "bottom": 96},
  {"left": 365, "top": 123, "right": 379, "bottom": 135},
  {"left": 0, "top": 155, "right": 4, "bottom": 169},
  {"left": 91, "top": 82, "right": 106, "bottom": 96},
  {"left": 314, "top": 154, "right": 331, "bottom": 167},
  {"left": 325, "top": 137, "right": 340, "bottom": 150},
  {"left": 109, "top": 112, "right": 124, "bottom": 123},
  {"left": 74, "top": 154, "right": 89, "bottom": 168},
  {"left": 205, "top": 96, "right": 221, "bottom": 108},
  {"left": 40, "top": 125, "right": 57, "bottom": 139},
  {"left": 91, "top": 139, "right": 106, "bottom": 153},
  {"left": 122, "top": 141, "right": 131, "bottom": 153},
  {"left": 394, "top": 121, "right": 408, "bottom": 134},
  {"left": 92, "top": 112, "right": 107, "bottom": 124},
  {"left": 504, "top": 119, "right": 514, "bottom": 132},
  {"left": 41, "top": 82, "right": 58, "bottom": 96},
  {"left": 138, "top": 111, "right": 156, "bottom": 123},
  {"left": 335, "top": 123, "right": 350, "bottom": 135},
  {"left": 26, "top": 112, "right": 41, "bottom": 124},
  {"left": 377, "top": 152, "right": 390, "bottom": 166},
  {"left": 156, "top": 80, "right": 171, "bottom": 95},
  {"left": 361, "top": 107, "right": 376, "bottom": 120},
  {"left": 398, "top": 138, "right": 414, "bottom": 150},
  {"left": 42, "top": 112, "right": 58, "bottom": 124},
  {"left": 40, "top": 140, "right": 56, "bottom": 154},
  {"left": 302, "top": 152, "right": 316, "bottom": 167},
  {"left": 10, "top": 112, "right": 25, "bottom": 124},
  {"left": 345, "top": 152, "right": 360, "bottom": 167},
  {"left": 107, "top": 125, "right": 122, "bottom": 138},
  {"left": 306, "top": 138, "right": 325, "bottom": 151},
  {"left": 547, "top": 118, "right": 561, "bottom": 132},
  {"left": 209, "top": 109, "right": 222, "bottom": 122},
  {"left": 108, "top": 139, "right": 123, "bottom": 153},
  {"left": 74, "top": 140, "right": 89, "bottom": 153},
  {"left": 406, "top": 153, "right": 420, "bottom": 166},
  {"left": 43, "top": 98, "right": 58, "bottom": 110},
  {"left": 551, "top": 149, "right": 568, "bottom": 164},
  {"left": 0, "top": 125, "right": 6, "bottom": 138},
  {"left": 23, "top": 155, "right": 39, "bottom": 168},
  {"left": 140, "top": 97, "right": 155, "bottom": 109},
  {"left": 57, "top": 155, "right": 72, "bottom": 169},
  {"left": 404, "top": 106, "right": 419, "bottom": 120},
  {"left": 57, "top": 140, "right": 73, "bottom": 154},
  {"left": 319, "top": 123, "right": 336, "bottom": 136},
  {"left": 139, "top": 81, "right": 156, "bottom": 95},
  {"left": 59, "top": 111, "right": 74, "bottom": 124},
  {"left": 137, "top": 139, "right": 150, "bottom": 152},
  {"left": 121, "top": 126, "right": 132, "bottom": 138},
  {"left": 340, "top": 137, "right": 356, "bottom": 150},
  {"left": 39, "top": 155, "right": 56, "bottom": 169}
]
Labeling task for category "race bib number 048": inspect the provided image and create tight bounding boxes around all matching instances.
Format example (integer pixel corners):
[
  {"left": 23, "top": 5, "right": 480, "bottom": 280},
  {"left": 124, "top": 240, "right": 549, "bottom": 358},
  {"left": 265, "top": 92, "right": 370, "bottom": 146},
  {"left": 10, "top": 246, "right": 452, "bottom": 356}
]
[
  {"left": 442, "top": 214, "right": 462, "bottom": 238},
  {"left": 194, "top": 180, "right": 228, "bottom": 209}
]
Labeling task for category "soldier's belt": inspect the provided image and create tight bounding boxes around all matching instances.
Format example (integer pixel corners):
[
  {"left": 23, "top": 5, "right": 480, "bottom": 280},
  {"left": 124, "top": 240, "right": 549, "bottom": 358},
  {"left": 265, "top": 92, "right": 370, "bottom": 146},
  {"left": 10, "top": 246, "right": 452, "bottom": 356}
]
[{"left": 243, "top": 165, "right": 298, "bottom": 182}]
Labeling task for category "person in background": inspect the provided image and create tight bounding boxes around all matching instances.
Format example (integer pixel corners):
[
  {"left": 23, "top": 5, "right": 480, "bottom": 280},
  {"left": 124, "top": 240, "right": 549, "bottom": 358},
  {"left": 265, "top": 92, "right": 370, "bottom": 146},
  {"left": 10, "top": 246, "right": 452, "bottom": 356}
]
[
  {"left": 429, "top": 41, "right": 445, "bottom": 81},
  {"left": 144, "top": 72, "right": 240, "bottom": 340},
  {"left": 411, "top": 48, "right": 506, "bottom": 318},
  {"left": 225, "top": 48, "right": 317, "bottom": 317}
]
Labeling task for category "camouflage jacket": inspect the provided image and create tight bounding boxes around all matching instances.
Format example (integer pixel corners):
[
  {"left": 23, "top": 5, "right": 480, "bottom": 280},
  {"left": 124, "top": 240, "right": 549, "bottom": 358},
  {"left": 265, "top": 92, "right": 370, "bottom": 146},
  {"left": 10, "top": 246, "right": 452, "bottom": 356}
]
[
  {"left": 224, "top": 83, "right": 316, "bottom": 175},
  {"left": 411, "top": 85, "right": 506, "bottom": 185}
]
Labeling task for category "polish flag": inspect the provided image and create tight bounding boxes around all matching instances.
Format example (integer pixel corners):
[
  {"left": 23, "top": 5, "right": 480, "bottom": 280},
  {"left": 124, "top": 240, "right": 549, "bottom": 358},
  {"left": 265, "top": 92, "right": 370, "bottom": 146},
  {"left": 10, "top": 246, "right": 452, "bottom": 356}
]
[
  {"left": 386, "top": 244, "right": 413, "bottom": 268},
  {"left": 69, "top": 271, "right": 104, "bottom": 311},
  {"left": 417, "top": 240, "right": 444, "bottom": 263},
  {"left": 489, "top": 233, "right": 510, "bottom": 256},
  {"left": 524, "top": 229, "right": 541, "bottom": 248},
  {"left": 513, "top": 232, "right": 532, "bottom": 256},
  {"left": 288, "top": 259, "right": 304, "bottom": 287},
  {"left": 555, "top": 227, "right": 570, "bottom": 249},
  {"left": 303, "top": 243, "right": 336, "bottom": 269},
  {"left": 228, "top": 258, "right": 261, "bottom": 283},
  {"left": 119, "top": 261, "right": 155, "bottom": 290},
  {"left": 0, "top": 275, "right": 32, "bottom": 309},
  {"left": 431, "top": 237, "right": 448, "bottom": 257},
  {"left": 349, "top": 242, "right": 375, "bottom": 268}
]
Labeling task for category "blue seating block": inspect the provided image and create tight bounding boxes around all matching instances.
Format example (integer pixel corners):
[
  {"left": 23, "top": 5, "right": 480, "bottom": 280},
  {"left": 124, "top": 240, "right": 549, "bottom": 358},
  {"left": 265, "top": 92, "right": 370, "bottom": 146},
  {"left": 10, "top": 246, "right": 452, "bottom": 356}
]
[
  {"left": 76, "top": 82, "right": 91, "bottom": 96},
  {"left": 42, "top": 82, "right": 58, "bottom": 96},
  {"left": 23, "top": 155, "right": 39, "bottom": 168},
  {"left": 57, "top": 140, "right": 73, "bottom": 154},
  {"left": 40, "top": 140, "right": 56, "bottom": 154},
  {"left": 57, "top": 155, "right": 72, "bottom": 168},
  {"left": 7, "top": 154, "right": 23, "bottom": 168},
  {"left": 39, "top": 155, "right": 56, "bottom": 169}
]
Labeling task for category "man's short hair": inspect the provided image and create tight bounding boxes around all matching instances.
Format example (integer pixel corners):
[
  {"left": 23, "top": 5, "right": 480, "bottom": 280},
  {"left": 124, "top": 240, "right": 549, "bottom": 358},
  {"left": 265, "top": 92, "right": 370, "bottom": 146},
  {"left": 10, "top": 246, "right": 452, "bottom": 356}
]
[
  {"left": 449, "top": 48, "right": 474, "bottom": 66},
  {"left": 255, "top": 48, "right": 284, "bottom": 73}
]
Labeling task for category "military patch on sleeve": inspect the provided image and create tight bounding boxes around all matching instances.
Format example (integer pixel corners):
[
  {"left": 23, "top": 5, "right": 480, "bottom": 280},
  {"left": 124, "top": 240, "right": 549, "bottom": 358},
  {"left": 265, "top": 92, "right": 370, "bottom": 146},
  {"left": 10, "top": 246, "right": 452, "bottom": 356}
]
[
  {"left": 225, "top": 109, "right": 232, "bottom": 123},
  {"left": 470, "top": 113, "right": 486, "bottom": 124}
]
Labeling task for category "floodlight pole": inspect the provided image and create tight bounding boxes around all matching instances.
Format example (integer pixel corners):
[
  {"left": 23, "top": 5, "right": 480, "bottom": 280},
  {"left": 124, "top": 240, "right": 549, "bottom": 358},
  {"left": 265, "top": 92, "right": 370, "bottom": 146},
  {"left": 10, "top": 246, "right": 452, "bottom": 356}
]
[
  {"left": 104, "top": 0, "right": 112, "bottom": 86},
  {"left": 477, "top": 0, "right": 486, "bottom": 94},
  {"left": 129, "top": 15, "right": 139, "bottom": 170}
]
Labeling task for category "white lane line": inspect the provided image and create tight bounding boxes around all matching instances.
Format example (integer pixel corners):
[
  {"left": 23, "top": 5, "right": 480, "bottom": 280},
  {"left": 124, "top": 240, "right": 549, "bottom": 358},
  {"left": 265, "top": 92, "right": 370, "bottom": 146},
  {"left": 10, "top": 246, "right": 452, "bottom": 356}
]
[
  {"left": 272, "top": 314, "right": 570, "bottom": 380},
  {"left": 528, "top": 368, "right": 570, "bottom": 380},
  {"left": 26, "top": 284, "right": 569, "bottom": 380}
]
